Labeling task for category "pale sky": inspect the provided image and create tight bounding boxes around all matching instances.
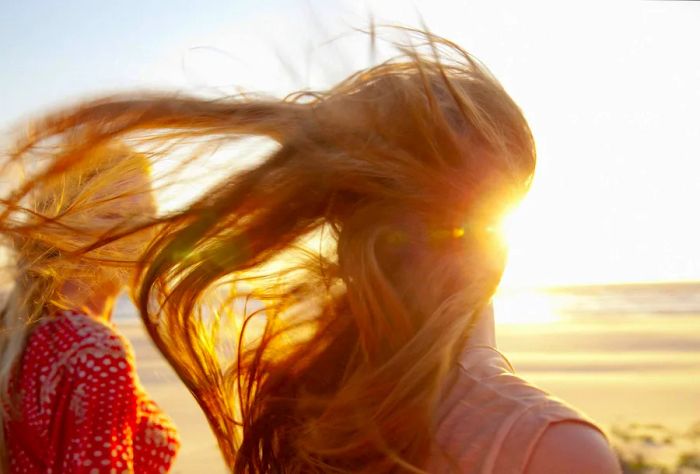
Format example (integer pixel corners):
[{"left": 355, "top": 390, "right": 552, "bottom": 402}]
[{"left": 2, "top": 0, "right": 699, "bottom": 287}]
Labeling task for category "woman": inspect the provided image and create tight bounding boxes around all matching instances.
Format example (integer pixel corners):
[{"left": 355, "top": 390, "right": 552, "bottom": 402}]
[
  {"left": 2, "top": 30, "right": 619, "bottom": 472},
  {"left": 0, "top": 146, "right": 180, "bottom": 472}
]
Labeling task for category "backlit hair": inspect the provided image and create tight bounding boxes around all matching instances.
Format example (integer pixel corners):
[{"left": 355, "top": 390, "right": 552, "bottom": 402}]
[{"left": 1, "top": 29, "right": 535, "bottom": 472}]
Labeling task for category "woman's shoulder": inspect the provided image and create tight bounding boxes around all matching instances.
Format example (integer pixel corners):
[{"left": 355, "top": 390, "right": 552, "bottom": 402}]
[
  {"left": 17, "top": 310, "right": 140, "bottom": 423},
  {"left": 456, "top": 347, "right": 588, "bottom": 416},
  {"left": 525, "top": 421, "right": 621, "bottom": 474},
  {"left": 30, "top": 309, "right": 135, "bottom": 366},
  {"left": 435, "top": 346, "right": 620, "bottom": 472}
]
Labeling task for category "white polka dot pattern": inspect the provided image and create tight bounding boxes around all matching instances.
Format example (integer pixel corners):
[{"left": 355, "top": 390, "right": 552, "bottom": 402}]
[{"left": 5, "top": 310, "right": 180, "bottom": 473}]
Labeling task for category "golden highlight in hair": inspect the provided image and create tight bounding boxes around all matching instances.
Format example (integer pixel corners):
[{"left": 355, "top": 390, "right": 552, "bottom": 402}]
[{"left": 1, "top": 29, "right": 535, "bottom": 472}]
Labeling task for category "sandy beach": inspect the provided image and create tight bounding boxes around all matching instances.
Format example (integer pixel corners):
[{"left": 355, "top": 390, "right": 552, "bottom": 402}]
[
  {"left": 498, "top": 317, "right": 700, "bottom": 431},
  {"left": 116, "top": 283, "right": 700, "bottom": 472}
]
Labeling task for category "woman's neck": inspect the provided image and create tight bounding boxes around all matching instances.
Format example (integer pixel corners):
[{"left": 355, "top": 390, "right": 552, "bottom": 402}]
[
  {"left": 465, "top": 303, "right": 497, "bottom": 348},
  {"left": 57, "top": 279, "right": 119, "bottom": 320}
]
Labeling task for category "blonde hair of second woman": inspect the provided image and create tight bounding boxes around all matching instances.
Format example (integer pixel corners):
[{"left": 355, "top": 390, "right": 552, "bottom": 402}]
[{"left": 0, "top": 144, "right": 156, "bottom": 470}]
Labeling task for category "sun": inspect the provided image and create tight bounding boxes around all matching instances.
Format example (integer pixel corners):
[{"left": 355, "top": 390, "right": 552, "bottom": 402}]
[{"left": 494, "top": 192, "right": 564, "bottom": 289}]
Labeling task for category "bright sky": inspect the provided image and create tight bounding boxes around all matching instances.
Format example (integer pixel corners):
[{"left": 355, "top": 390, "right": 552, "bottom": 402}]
[{"left": 2, "top": 0, "right": 699, "bottom": 287}]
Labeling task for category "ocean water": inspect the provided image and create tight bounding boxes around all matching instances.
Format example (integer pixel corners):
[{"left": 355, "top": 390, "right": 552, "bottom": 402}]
[
  {"left": 527, "top": 282, "right": 700, "bottom": 316},
  {"left": 115, "top": 282, "right": 700, "bottom": 320},
  {"left": 495, "top": 281, "right": 700, "bottom": 322}
]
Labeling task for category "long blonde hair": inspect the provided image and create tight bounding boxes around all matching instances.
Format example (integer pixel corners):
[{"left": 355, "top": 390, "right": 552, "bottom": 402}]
[
  {"left": 0, "top": 144, "right": 153, "bottom": 470},
  {"left": 1, "top": 29, "right": 535, "bottom": 472}
]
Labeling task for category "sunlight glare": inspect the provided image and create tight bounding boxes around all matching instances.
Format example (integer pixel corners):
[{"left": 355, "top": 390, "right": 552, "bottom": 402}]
[{"left": 493, "top": 289, "right": 561, "bottom": 325}]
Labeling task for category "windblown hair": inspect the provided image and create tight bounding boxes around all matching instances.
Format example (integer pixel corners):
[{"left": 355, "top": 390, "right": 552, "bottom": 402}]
[
  {"left": 0, "top": 145, "right": 153, "bottom": 470},
  {"left": 1, "top": 30, "right": 535, "bottom": 472}
]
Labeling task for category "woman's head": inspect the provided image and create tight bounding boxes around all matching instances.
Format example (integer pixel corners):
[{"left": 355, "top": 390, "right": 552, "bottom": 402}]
[
  {"left": 1, "top": 29, "right": 534, "bottom": 472},
  {"left": 297, "top": 52, "right": 534, "bottom": 287},
  {"left": 14, "top": 144, "right": 156, "bottom": 303}
]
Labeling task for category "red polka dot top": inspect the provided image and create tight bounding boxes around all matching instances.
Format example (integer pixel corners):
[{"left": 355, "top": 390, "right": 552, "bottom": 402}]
[{"left": 5, "top": 310, "right": 180, "bottom": 473}]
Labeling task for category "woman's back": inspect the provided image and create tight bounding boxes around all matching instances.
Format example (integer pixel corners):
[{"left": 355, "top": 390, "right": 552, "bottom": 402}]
[{"left": 5, "top": 310, "right": 179, "bottom": 473}]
